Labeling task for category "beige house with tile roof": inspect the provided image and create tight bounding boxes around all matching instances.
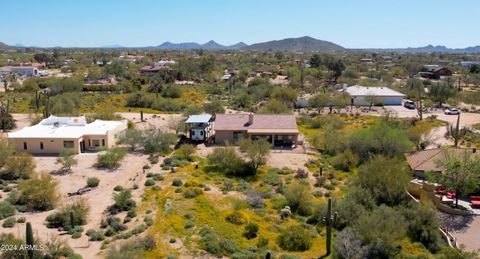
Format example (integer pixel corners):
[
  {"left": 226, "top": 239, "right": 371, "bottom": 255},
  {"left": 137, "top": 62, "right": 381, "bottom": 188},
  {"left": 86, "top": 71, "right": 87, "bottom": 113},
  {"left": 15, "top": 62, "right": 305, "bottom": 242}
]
[{"left": 213, "top": 113, "right": 299, "bottom": 147}]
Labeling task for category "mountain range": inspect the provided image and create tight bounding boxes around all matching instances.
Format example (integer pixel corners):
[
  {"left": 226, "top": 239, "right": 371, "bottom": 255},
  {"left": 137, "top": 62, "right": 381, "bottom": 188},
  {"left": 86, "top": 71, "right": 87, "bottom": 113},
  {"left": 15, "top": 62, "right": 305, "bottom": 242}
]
[
  {"left": 2, "top": 37, "right": 480, "bottom": 53},
  {"left": 244, "top": 36, "right": 345, "bottom": 52},
  {"left": 358, "top": 44, "right": 480, "bottom": 53},
  {"left": 151, "top": 40, "right": 248, "bottom": 50}
]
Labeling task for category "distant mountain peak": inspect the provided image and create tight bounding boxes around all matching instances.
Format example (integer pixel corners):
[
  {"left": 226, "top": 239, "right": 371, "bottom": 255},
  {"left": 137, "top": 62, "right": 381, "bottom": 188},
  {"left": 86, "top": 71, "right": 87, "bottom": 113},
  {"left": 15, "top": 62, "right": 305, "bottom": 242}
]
[{"left": 244, "top": 36, "right": 345, "bottom": 52}]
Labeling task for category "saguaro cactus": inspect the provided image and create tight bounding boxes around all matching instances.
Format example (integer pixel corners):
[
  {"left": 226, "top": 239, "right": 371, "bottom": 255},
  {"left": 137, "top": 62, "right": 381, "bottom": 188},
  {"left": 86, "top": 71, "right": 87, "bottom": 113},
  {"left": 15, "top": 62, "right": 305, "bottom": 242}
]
[
  {"left": 70, "top": 210, "right": 75, "bottom": 228},
  {"left": 26, "top": 222, "right": 34, "bottom": 259}
]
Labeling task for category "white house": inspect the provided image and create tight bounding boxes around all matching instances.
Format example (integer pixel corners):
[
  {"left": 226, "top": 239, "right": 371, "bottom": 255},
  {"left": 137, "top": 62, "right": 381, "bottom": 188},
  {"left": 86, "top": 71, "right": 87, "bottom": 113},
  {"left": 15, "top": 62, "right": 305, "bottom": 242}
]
[
  {"left": 343, "top": 85, "right": 406, "bottom": 106},
  {"left": 0, "top": 66, "right": 38, "bottom": 77},
  {"left": 154, "top": 59, "right": 176, "bottom": 67},
  {"left": 8, "top": 115, "right": 127, "bottom": 154}
]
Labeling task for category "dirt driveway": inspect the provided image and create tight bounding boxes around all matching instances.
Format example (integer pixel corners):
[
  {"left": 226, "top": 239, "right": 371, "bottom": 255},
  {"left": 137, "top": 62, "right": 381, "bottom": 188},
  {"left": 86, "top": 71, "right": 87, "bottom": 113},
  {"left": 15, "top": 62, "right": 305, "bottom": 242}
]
[{"left": 0, "top": 152, "right": 152, "bottom": 259}]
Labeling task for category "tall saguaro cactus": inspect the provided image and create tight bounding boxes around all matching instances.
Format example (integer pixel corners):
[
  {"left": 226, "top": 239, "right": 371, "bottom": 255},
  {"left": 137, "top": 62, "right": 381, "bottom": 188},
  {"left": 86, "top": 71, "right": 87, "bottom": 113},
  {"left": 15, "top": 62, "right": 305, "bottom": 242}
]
[
  {"left": 26, "top": 222, "right": 34, "bottom": 259},
  {"left": 322, "top": 197, "right": 337, "bottom": 258},
  {"left": 70, "top": 210, "right": 76, "bottom": 228}
]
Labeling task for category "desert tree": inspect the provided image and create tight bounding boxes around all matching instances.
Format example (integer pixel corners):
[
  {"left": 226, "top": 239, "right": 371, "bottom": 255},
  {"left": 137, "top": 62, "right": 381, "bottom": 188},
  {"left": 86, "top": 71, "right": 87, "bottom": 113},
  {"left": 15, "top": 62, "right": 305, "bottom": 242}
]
[
  {"left": 55, "top": 149, "right": 77, "bottom": 172},
  {"left": 167, "top": 116, "right": 185, "bottom": 136},
  {"left": 239, "top": 139, "right": 271, "bottom": 175},
  {"left": 427, "top": 149, "right": 480, "bottom": 208}
]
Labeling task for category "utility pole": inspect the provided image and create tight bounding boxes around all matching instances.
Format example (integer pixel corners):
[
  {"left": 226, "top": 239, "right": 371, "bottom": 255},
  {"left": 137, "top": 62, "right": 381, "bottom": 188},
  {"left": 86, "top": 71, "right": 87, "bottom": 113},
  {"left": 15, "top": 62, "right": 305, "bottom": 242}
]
[{"left": 321, "top": 197, "right": 337, "bottom": 258}]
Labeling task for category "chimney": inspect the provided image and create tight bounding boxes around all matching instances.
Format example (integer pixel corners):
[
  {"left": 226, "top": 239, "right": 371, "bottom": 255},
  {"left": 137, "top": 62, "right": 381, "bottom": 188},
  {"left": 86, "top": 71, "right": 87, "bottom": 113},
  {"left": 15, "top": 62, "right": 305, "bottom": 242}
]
[{"left": 248, "top": 113, "right": 254, "bottom": 125}]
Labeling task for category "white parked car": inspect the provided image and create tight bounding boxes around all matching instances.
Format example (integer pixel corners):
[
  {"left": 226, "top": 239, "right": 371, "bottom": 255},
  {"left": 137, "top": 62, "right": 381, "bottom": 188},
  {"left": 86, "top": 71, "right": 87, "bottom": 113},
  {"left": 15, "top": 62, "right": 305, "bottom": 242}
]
[{"left": 444, "top": 108, "right": 460, "bottom": 115}]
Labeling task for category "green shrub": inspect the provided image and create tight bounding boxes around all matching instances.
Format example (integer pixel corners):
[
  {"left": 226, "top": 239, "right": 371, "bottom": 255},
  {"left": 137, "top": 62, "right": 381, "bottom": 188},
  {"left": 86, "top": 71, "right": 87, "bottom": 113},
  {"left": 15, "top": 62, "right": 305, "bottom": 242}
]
[
  {"left": 144, "top": 179, "right": 155, "bottom": 186},
  {"left": 109, "top": 190, "right": 136, "bottom": 214},
  {"left": 2, "top": 217, "right": 16, "bottom": 228},
  {"left": 46, "top": 198, "right": 89, "bottom": 230},
  {"left": 176, "top": 144, "right": 196, "bottom": 161},
  {"left": 97, "top": 148, "right": 127, "bottom": 169},
  {"left": 257, "top": 236, "right": 269, "bottom": 248},
  {"left": 183, "top": 188, "right": 203, "bottom": 198},
  {"left": 206, "top": 147, "right": 254, "bottom": 177},
  {"left": 144, "top": 215, "right": 154, "bottom": 226},
  {"left": 113, "top": 185, "right": 123, "bottom": 192},
  {"left": 0, "top": 201, "right": 16, "bottom": 219},
  {"left": 277, "top": 225, "right": 312, "bottom": 251},
  {"left": 105, "top": 236, "right": 156, "bottom": 259},
  {"left": 146, "top": 172, "right": 153, "bottom": 178},
  {"left": 71, "top": 232, "right": 82, "bottom": 239},
  {"left": 243, "top": 222, "right": 259, "bottom": 239},
  {"left": 86, "top": 177, "right": 100, "bottom": 187},
  {"left": 16, "top": 216, "right": 26, "bottom": 223},
  {"left": 185, "top": 221, "right": 194, "bottom": 229},
  {"left": 1, "top": 152, "right": 35, "bottom": 180},
  {"left": 225, "top": 211, "right": 246, "bottom": 225},
  {"left": 331, "top": 149, "right": 359, "bottom": 171},
  {"left": 87, "top": 230, "right": 105, "bottom": 241},
  {"left": 127, "top": 210, "right": 137, "bottom": 218},
  {"left": 153, "top": 174, "right": 164, "bottom": 181},
  {"left": 263, "top": 170, "right": 282, "bottom": 186},
  {"left": 131, "top": 224, "right": 147, "bottom": 235},
  {"left": 17, "top": 172, "right": 59, "bottom": 211},
  {"left": 283, "top": 182, "right": 312, "bottom": 216},
  {"left": 172, "top": 178, "right": 183, "bottom": 186},
  {"left": 198, "top": 227, "right": 239, "bottom": 257}
]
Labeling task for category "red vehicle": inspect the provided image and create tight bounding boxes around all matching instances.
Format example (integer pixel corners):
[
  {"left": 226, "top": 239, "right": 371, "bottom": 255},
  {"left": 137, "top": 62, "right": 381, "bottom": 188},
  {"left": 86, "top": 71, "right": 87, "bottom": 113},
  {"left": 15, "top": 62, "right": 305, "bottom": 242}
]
[{"left": 471, "top": 196, "right": 480, "bottom": 207}]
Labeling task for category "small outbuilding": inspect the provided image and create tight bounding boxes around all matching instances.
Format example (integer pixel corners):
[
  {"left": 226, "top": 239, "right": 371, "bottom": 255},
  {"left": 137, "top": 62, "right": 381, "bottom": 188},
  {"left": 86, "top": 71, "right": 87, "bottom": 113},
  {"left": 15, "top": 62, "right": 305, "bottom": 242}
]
[{"left": 185, "top": 114, "right": 213, "bottom": 142}]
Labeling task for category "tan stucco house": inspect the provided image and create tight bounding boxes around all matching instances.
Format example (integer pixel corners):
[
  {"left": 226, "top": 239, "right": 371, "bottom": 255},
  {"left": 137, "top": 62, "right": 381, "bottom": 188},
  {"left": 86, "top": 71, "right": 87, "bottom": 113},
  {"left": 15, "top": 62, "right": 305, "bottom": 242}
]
[
  {"left": 8, "top": 115, "right": 127, "bottom": 154},
  {"left": 213, "top": 113, "right": 299, "bottom": 147}
]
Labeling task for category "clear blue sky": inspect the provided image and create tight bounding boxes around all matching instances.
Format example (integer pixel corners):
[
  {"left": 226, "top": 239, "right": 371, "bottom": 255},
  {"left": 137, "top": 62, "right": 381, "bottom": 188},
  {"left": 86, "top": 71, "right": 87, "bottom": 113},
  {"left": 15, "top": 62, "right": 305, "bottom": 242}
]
[{"left": 1, "top": 0, "right": 479, "bottom": 48}]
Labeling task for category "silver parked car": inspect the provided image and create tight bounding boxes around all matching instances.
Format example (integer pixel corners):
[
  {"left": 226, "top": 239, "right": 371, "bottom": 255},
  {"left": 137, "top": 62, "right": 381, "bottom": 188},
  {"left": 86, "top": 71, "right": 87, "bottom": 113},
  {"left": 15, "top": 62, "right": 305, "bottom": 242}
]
[{"left": 444, "top": 108, "right": 461, "bottom": 115}]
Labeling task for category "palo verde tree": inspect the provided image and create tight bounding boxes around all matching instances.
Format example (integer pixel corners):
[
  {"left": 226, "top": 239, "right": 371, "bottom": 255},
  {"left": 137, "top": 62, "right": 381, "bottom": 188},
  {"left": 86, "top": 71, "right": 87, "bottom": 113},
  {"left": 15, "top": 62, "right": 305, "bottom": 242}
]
[
  {"left": 406, "top": 78, "right": 425, "bottom": 120},
  {"left": 427, "top": 149, "right": 480, "bottom": 208},
  {"left": 238, "top": 139, "right": 271, "bottom": 175},
  {"left": 309, "top": 92, "right": 330, "bottom": 113},
  {"left": 428, "top": 80, "right": 457, "bottom": 107},
  {"left": 55, "top": 149, "right": 78, "bottom": 172}
]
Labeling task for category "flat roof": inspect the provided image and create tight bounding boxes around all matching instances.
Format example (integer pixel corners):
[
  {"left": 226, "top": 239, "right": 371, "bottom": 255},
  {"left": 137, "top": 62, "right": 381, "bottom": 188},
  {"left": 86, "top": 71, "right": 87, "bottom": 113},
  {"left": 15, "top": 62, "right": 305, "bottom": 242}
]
[
  {"left": 343, "top": 85, "right": 406, "bottom": 97},
  {"left": 8, "top": 115, "right": 126, "bottom": 139},
  {"left": 185, "top": 114, "right": 212, "bottom": 124}
]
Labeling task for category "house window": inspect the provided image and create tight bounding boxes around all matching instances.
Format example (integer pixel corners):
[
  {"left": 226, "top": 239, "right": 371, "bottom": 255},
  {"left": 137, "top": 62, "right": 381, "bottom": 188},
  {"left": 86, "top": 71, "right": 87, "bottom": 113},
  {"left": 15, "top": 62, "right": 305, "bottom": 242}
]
[
  {"left": 233, "top": 131, "right": 243, "bottom": 141},
  {"left": 200, "top": 131, "right": 204, "bottom": 136},
  {"left": 102, "top": 139, "right": 105, "bottom": 146},
  {"left": 63, "top": 141, "right": 74, "bottom": 148},
  {"left": 92, "top": 140, "right": 100, "bottom": 147},
  {"left": 191, "top": 131, "right": 195, "bottom": 136},
  {"left": 23, "top": 142, "right": 27, "bottom": 150},
  {"left": 40, "top": 142, "right": 44, "bottom": 150}
]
